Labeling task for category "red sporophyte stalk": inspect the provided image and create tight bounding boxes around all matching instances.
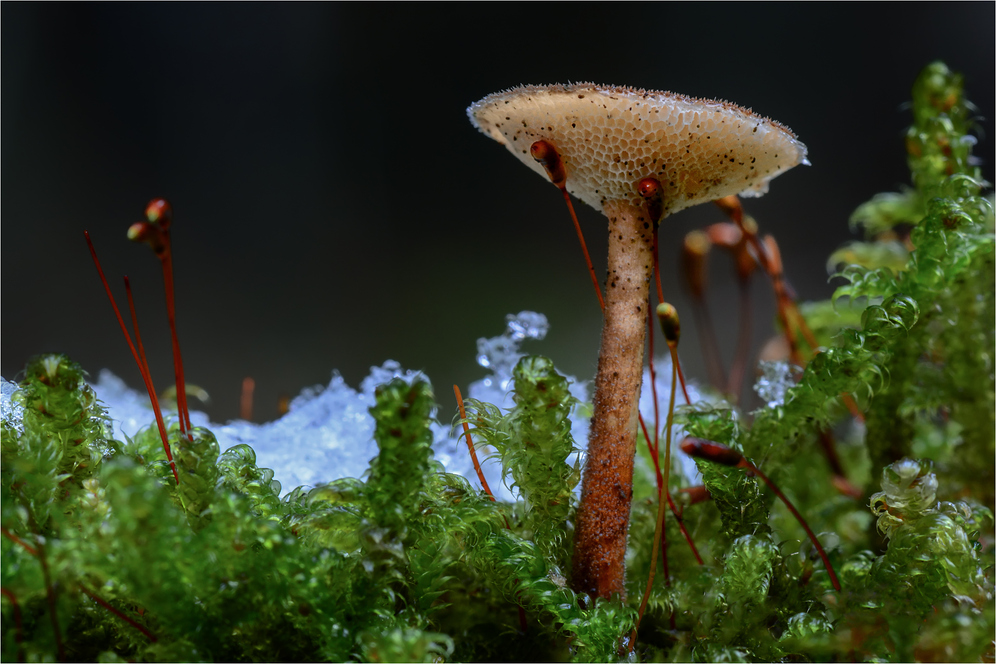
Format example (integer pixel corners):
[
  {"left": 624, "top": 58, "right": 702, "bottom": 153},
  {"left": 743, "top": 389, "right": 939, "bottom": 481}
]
[
  {"left": 78, "top": 583, "right": 157, "bottom": 642},
  {"left": 680, "top": 436, "right": 842, "bottom": 592},
  {"left": 530, "top": 140, "right": 605, "bottom": 311},
  {"left": 711, "top": 197, "right": 862, "bottom": 490},
  {"left": 639, "top": 178, "right": 691, "bottom": 406},
  {"left": 84, "top": 231, "right": 180, "bottom": 486},
  {"left": 453, "top": 384, "right": 497, "bottom": 503},
  {"left": 128, "top": 198, "right": 192, "bottom": 433},
  {"left": 123, "top": 277, "right": 155, "bottom": 403},
  {"left": 636, "top": 414, "right": 704, "bottom": 566},
  {"left": 4, "top": 521, "right": 157, "bottom": 645},
  {"left": 1, "top": 526, "right": 38, "bottom": 555},
  {"left": 631, "top": 302, "right": 683, "bottom": 649},
  {"left": 647, "top": 312, "right": 661, "bottom": 454},
  {"left": 454, "top": 384, "right": 526, "bottom": 631}
]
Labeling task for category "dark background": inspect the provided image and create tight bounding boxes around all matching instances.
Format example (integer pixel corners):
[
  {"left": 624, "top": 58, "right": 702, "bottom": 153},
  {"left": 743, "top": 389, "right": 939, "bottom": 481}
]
[{"left": 3, "top": 3, "right": 994, "bottom": 423}]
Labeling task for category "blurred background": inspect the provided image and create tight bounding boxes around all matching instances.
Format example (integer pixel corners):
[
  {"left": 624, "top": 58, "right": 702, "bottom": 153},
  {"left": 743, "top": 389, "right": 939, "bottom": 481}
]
[{"left": 3, "top": 3, "right": 993, "bottom": 423}]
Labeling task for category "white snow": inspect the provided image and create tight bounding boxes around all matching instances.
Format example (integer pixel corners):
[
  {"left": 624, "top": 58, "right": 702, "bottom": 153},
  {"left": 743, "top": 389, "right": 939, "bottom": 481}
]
[
  {"left": 1, "top": 377, "right": 23, "bottom": 435},
  {"left": 1, "top": 312, "right": 714, "bottom": 498},
  {"left": 753, "top": 360, "right": 803, "bottom": 409}
]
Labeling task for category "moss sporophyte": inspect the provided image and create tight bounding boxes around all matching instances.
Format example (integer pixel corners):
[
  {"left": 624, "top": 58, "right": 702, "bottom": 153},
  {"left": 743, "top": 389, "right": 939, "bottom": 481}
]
[{"left": 2, "top": 62, "right": 993, "bottom": 662}]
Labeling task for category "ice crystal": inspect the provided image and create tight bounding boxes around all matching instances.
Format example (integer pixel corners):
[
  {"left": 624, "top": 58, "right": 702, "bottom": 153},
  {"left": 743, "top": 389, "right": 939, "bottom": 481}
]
[{"left": 753, "top": 360, "right": 804, "bottom": 408}]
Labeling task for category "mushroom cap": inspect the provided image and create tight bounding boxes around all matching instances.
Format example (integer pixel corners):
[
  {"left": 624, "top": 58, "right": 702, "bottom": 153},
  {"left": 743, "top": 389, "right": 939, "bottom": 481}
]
[{"left": 468, "top": 83, "right": 808, "bottom": 217}]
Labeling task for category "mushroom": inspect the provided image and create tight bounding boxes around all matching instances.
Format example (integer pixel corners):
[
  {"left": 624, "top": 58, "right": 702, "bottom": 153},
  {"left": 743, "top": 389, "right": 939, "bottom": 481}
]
[{"left": 468, "top": 83, "right": 807, "bottom": 600}]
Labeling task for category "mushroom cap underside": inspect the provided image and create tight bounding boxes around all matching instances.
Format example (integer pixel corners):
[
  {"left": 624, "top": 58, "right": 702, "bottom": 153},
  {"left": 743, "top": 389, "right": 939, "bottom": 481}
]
[{"left": 468, "top": 83, "right": 808, "bottom": 216}]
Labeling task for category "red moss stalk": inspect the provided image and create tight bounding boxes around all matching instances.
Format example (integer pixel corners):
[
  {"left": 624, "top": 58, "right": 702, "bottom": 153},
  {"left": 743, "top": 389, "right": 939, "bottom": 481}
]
[
  {"left": 129, "top": 199, "right": 192, "bottom": 433},
  {"left": 453, "top": 384, "right": 497, "bottom": 502},
  {"left": 631, "top": 325, "right": 680, "bottom": 647},
  {"left": 680, "top": 436, "right": 842, "bottom": 591},
  {"left": 84, "top": 232, "right": 179, "bottom": 485},
  {"left": 78, "top": 583, "right": 157, "bottom": 642}
]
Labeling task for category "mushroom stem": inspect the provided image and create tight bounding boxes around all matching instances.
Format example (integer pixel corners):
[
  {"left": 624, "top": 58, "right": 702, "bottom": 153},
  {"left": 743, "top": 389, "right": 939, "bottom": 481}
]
[{"left": 571, "top": 199, "right": 655, "bottom": 600}]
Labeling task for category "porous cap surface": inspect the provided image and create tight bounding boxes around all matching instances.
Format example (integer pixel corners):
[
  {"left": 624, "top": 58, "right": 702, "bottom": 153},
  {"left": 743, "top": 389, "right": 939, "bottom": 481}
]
[{"left": 468, "top": 83, "right": 808, "bottom": 217}]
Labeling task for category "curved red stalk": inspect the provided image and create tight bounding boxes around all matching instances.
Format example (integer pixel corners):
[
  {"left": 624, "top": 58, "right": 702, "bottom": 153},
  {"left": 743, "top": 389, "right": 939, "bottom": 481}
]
[
  {"left": 631, "top": 346, "right": 679, "bottom": 649},
  {"left": 740, "top": 459, "right": 842, "bottom": 592},
  {"left": 453, "top": 384, "right": 526, "bottom": 631},
  {"left": 560, "top": 189, "right": 605, "bottom": 311},
  {"left": 641, "top": 308, "right": 702, "bottom": 564},
  {"left": 637, "top": 417, "right": 704, "bottom": 565},
  {"left": 1, "top": 526, "right": 38, "bottom": 556},
  {"left": 649, "top": 224, "right": 692, "bottom": 405},
  {"left": 666, "top": 489, "right": 703, "bottom": 565},
  {"left": 531, "top": 139, "right": 605, "bottom": 311},
  {"left": 159, "top": 247, "right": 192, "bottom": 433},
  {"left": 123, "top": 278, "right": 155, "bottom": 404},
  {"left": 453, "top": 385, "right": 497, "bottom": 502},
  {"left": 84, "top": 232, "right": 179, "bottom": 485},
  {"left": 651, "top": 224, "right": 691, "bottom": 405},
  {"left": 78, "top": 583, "right": 157, "bottom": 642},
  {"left": 680, "top": 437, "right": 842, "bottom": 592},
  {"left": 638, "top": 416, "right": 662, "bottom": 488},
  {"left": 652, "top": 222, "right": 665, "bottom": 305},
  {"left": 761, "top": 235, "right": 805, "bottom": 366},
  {"left": 715, "top": 198, "right": 862, "bottom": 474},
  {"left": 647, "top": 312, "right": 660, "bottom": 455},
  {"left": 5, "top": 527, "right": 159, "bottom": 644}
]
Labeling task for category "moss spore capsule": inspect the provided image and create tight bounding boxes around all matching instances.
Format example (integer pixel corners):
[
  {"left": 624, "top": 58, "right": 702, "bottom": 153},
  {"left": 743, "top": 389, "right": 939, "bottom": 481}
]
[
  {"left": 656, "top": 302, "right": 681, "bottom": 346},
  {"left": 529, "top": 139, "right": 567, "bottom": 188},
  {"left": 680, "top": 436, "right": 743, "bottom": 467},
  {"left": 145, "top": 197, "right": 173, "bottom": 229}
]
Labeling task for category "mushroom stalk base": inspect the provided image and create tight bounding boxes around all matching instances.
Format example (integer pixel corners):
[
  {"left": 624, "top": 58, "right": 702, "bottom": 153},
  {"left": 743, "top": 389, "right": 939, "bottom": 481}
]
[{"left": 571, "top": 199, "right": 655, "bottom": 601}]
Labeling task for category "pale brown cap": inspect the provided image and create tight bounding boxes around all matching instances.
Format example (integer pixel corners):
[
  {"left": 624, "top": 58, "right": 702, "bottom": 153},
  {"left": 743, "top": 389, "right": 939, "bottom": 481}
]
[{"left": 468, "top": 83, "right": 808, "bottom": 217}]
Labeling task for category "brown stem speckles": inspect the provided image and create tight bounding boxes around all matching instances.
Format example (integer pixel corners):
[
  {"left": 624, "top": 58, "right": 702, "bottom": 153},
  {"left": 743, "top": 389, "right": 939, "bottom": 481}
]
[{"left": 571, "top": 200, "right": 654, "bottom": 600}]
